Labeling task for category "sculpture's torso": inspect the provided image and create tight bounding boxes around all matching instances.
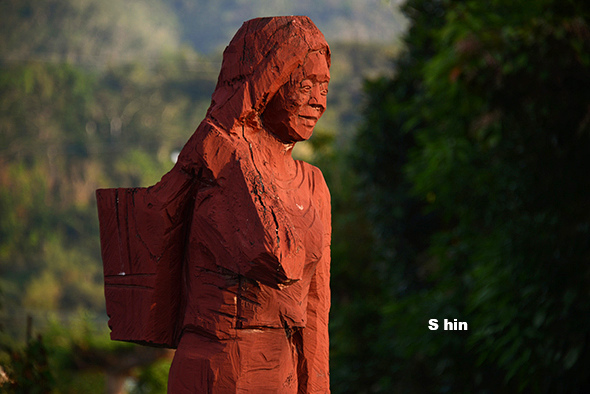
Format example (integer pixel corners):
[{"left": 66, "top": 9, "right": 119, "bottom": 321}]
[
  {"left": 165, "top": 123, "right": 331, "bottom": 392},
  {"left": 183, "top": 158, "right": 327, "bottom": 338}
]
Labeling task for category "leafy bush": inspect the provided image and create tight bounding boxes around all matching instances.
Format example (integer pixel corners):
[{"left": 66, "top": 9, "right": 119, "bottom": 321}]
[{"left": 347, "top": 0, "right": 590, "bottom": 392}]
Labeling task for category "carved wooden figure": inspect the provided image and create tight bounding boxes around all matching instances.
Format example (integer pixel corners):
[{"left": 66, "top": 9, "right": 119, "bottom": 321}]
[{"left": 96, "top": 16, "right": 331, "bottom": 393}]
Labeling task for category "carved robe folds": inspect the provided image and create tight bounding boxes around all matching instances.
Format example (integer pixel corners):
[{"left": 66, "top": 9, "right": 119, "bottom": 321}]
[{"left": 97, "top": 16, "right": 332, "bottom": 393}]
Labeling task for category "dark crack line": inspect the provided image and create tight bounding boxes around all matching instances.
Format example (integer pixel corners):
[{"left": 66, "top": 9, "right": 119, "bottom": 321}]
[{"left": 241, "top": 125, "right": 281, "bottom": 248}]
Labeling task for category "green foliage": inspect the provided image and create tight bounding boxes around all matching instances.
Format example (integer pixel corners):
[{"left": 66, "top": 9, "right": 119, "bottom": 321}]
[
  {"left": 0, "top": 49, "right": 218, "bottom": 321},
  {"left": 1, "top": 313, "right": 170, "bottom": 394},
  {"left": 131, "top": 359, "right": 172, "bottom": 394},
  {"left": 350, "top": 0, "right": 590, "bottom": 392},
  {"left": 0, "top": 0, "right": 399, "bottom": 329},
  {"left": 0, "top": 0, "right": 407, "bottom": 391},
  {"left": 0, "top": 0, "right": 180, "bottom": 67},
  {"left": 3, "top": 335, "right": 55, "bottom": 394},
  {"left": 169, "top": 0, "right": 406, "bottom": 54},
  {"left": 41, "top": 313, "right": 113, "bottom": 394}
]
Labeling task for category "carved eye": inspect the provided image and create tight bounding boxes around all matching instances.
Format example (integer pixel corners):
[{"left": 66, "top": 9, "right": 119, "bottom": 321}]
[
  {"left": 320, "top": 83, "right": 329, "bottom": 96},
  {"left": 300, "top": 80, "right": 313, "bottom": 93}
]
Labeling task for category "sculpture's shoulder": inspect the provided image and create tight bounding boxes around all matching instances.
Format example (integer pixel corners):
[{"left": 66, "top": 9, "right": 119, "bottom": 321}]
[
  {"left": 299, "top": 160, "right": 330, "bottom": 199},
  {"left": 176, "top": 119, "right": 243, "bottom": 180},
  {"left": 298, "top": 160, "right": 331, "bottom": 227}
]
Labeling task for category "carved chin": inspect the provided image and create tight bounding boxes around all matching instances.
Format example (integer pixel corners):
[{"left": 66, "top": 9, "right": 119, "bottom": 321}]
[
  {"left": 288, "top": 127, "right": 314, "bottom": 142},
  {"left": 298, "top": 116, "right": 318, "bottom": 128},
  {"left": 290, "top": 118, "right": 316, "bottom": 141},
  {"left": 263, "top": 114, "right": 316, "bottom": 143}
]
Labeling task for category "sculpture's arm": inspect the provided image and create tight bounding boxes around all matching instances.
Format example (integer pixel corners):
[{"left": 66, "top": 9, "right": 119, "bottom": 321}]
[
  {"left": 299, "top": 172, "right": 331, "bottom": 393},
  {"left": 300, "top": 242, "right": 331, "bottom": 392},
  {"left": 97, "top": 132, "right": 202, "bottom": 347},
  {"left": 98, "top": 155, "right": 201, "bottom": 271}
]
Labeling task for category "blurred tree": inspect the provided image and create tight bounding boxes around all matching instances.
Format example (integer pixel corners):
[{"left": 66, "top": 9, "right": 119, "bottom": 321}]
[
  {"left": 131, "top": 358, "right": 172, "bottom": 394},
  {"left": 349, "top": 0, "right": 590, "bottom": 392},
  {"left": 4, "top": 335, "right": 55, "bottom": 394},
  {"left": 0, "top": 53, "right": 217, "bottom": 328},
  {"left": 0, "top": 0, "right": 180, "bottom": 68},
  {"left": 0, "top": 0, "right": 409, "bottom": 391},
  {"left": 168, "top": 0, "right": 405, "bottom": 54}
]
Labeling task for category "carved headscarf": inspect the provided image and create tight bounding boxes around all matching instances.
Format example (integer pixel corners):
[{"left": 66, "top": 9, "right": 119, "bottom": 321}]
[{"left": 208, "top": 16, "right": 331, "bottom": 133}]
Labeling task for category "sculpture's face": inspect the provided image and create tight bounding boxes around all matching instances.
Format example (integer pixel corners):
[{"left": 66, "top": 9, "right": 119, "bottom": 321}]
[{"left": 263, "top": 51, "right": 330, "bottom": 143}]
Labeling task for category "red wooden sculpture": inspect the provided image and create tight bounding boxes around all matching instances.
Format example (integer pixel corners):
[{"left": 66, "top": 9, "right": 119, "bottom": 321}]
[{"left": 97, "top": 16, "right": 331, "bottom": 393}]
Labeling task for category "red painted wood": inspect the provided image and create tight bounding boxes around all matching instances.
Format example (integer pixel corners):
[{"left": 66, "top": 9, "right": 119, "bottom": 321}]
[{"left": 97, "top": 16, "right": 332, "bottom": 392}]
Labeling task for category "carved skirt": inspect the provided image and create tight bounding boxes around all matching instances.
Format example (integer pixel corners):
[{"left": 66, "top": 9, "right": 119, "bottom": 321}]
[{"left": 168, "top": 328, "right": 299, "bottom": 393}]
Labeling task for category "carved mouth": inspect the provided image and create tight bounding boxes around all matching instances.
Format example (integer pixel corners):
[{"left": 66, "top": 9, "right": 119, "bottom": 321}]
[{"left": 298, "top": 115, "right": 318, "bottom": 121}]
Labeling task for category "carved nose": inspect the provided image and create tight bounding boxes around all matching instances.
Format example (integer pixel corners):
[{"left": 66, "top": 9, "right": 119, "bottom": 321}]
[{"left": 308, "top": 86, "right": 325, "bottom": 109}]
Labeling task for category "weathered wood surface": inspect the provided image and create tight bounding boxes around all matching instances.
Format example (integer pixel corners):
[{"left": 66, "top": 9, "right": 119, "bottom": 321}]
[{"left": 97, "top": 15, "right": 332, "bottom": 393}]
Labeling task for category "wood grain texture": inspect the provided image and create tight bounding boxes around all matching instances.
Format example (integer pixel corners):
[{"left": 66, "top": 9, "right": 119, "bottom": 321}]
[{"left": 97, "top": 16, "right": 332, "bottom": 392}]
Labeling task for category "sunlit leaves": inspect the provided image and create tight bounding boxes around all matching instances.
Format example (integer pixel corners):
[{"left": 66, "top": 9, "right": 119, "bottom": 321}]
[{"left": 353, "top": 0, "right": 590, "bottom": 392}]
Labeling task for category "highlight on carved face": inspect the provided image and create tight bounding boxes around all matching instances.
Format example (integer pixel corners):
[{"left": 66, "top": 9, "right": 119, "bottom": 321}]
[{"left": 262, "top": 50, "right": 330, "bottom": 143}]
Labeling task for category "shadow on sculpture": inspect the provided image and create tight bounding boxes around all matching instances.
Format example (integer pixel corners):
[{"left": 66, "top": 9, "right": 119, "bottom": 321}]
[{"left": 97, "top": 16, "right": 331, "bottom": 393}]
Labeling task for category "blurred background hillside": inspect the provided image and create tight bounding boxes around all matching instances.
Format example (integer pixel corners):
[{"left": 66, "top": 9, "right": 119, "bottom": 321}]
[{"left": 1, "top": 0, "right": 590, "bottom": 393}]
